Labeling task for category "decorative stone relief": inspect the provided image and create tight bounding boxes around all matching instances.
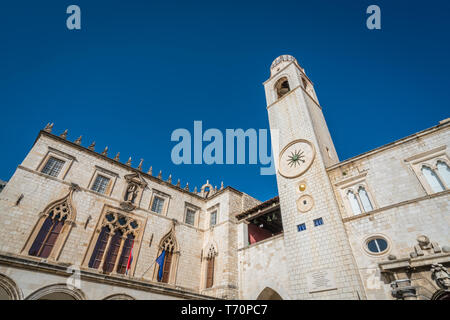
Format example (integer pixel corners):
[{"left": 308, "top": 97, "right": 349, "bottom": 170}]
[
  {"left": 431, "top": 264, "right": 450, "bottom": 289},
  {"left": 296, "top": 195, "right": 314, "bottom": 213},
  {"left": 409, "top": 235, "right": 442, "bottom": 258},
  {"left": 278, "top": 139, "right": 315, "bottom": 179}
]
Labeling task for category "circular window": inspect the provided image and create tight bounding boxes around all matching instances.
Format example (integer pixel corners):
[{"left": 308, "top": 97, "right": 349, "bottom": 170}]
[{"left": 366, "top": 237, "right": 389, "bottom": 254}]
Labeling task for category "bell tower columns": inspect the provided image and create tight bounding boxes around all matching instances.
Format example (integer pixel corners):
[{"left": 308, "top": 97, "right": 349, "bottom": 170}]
[{"left": 264, "top": 55, "right": 366, "bottom": 299}]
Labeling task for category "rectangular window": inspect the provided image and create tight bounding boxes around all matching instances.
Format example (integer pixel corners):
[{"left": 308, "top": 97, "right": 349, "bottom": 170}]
[
  {"left": 313, "top": 218, "right": 324, "bottom": 227},
  {"left": 185, "top": 209, "right": 196, "bottom": 225},
  {"left": 41, "top": 157, "right": 65, "bottom": 177},
  {"left": 151, "top": 196, "right": 165, "bottom": 214},
  {"left": 297, "top": 223, "right": 306, "bottom": 232},
  {"left": 210, "top": 211, "right": 217, "bottom": 227},
  {"left": 91, "top": 175, "right": 110, "bottom": 194}
]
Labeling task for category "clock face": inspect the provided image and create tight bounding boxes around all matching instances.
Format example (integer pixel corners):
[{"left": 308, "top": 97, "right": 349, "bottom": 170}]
[{"left": 278, "top": 139, "right": 315, "bottom": 178}]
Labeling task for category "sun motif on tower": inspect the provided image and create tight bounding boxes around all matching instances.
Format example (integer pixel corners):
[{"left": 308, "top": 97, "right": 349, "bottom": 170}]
[
  {"left": 287, "top": 149, "right": 305, "bottom": 168},
  {"left": 278, "top": 139, "right": 315, "bottom": 178}
]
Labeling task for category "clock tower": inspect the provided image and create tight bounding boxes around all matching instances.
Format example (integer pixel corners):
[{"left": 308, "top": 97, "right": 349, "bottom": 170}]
[{"left": 265, "top": 55, "right": 366, "bottom": 299}]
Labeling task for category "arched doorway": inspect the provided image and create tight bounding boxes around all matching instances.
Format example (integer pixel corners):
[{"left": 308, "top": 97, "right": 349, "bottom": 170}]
[
  {"left": 37, "top": 292, "right": 78, "bottom": 300},
  {"left": 26, "top": 284, "right": 85, "bottom": 300},
  {"left": 0, "top": 274, "right": 22, "bottom": 300},
  {"left": 431, "top": 289, "right": 450, "bottom": 300},
  {"left": 103, "top": 293, "right": 135, "bottom": 300},
  {"left": 256, "top": 287, "right": 283, "bottom": 300}
]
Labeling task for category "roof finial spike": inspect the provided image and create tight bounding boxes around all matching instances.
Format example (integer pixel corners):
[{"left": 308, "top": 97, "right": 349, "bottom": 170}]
[
  {"left": 88, "top": 142, "right": 96, "bottom": 151},
  {"left": 167, "top": 174, "right": 172, "bottom": 183},
  {"left": 220, "top": 181, "right": 224, "bottom": 190},
  {"left": 126, "top": 157, "right": 132, "bottom": 166},
  {"left": 157, "top": 170, "right": 162, "bottom": 179},
  {"left": 194, "top": 186, "right": 198, "bottom": 193},
  {"left": 60, "top": 129, "right": 68, "bottom": 139},
  {"left": 185, "top": 183, "right": 189, "bottom": 191},
  {"left": 44, "top": 123, "right": 54, "bottom": 133},
  {"left": 176, "top": 179, "right": 181, "bottom": 187},
  {"left": 147, "top": 166, "right": 153, "bottom": 175},
  {"left": 137, "top": 159, "right": 144, "bottom": 170},
  {"left": 101, "top": 146, "right": 108, "bottom": 156},
  {"left": 74, "top": 135, "right": 82, "bottom": 145},
  {"left": 114, "top": 152, "right": 120, "bottom": 161}
]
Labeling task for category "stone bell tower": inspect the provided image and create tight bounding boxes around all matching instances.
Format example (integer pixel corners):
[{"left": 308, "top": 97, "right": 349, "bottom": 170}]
[{"left": 264, "top": 55, "right": 366, "bottom": 299}]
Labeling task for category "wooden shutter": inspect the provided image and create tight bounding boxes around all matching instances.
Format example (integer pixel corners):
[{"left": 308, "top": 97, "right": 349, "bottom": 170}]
[
  {"left": 161, "top": 251, "right": 172, "bottom": 283},
  {"left": 29, "top": 217, "right": 54, "bottom": 256},
  {"left": 206, "top": 258, "right": 214, "bottom": 288},
  {"left": 117, "top": 234, "right": 134, "bottom": 274},
  {"left": 88, "top": 226, "right": 109, "bottom": 269},
  {"left": 39, "top": 219, "right": 64, "bottom": 258},
  {"left": 103, "top": 231, "right": 122, "bottom": 273}
]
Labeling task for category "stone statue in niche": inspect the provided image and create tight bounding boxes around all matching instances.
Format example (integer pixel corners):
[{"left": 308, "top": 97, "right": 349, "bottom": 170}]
[
  {"left": 119, "top": 173, "right": 147, "bottom": 212},
  {"left": 431, "top": 264, "right": 450, "bottom": 289},
  {"left": 125, "top": 183, "right": 138, "bottom": 203}
]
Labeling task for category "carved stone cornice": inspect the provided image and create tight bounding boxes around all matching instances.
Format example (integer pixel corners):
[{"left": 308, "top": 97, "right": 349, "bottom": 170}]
[{"left": 0, "top": 252, "right": 217, "bottom": 300}]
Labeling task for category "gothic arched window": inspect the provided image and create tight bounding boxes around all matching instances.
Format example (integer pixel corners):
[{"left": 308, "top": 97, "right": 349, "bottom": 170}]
[
  {"left": 29, "top": 214, "right": 66, "bottom": 258},
  {"left": 26, "top": 189, "right": 76, "bottom": 260},
  {"left": 421, "top": 166, "right": 445, "bottom": 193},
  {"left": 347, "top": 190, "right": 362, "bottom": 215},
  {"left": 117, "top": 233, "right": 135, "bottom": 275},
  {"left": 87, "top": 212, "right": 139, "bottom": 275},
  {"left": 205, "top": 257, "right": 215, "bottom": 289},
  {"left": 202, "top": 243, "right": 218, "bottom": 289},
  {"left": 88, "top": 226, "right": 110, "bottom": 269},
  {"left": 159, "top": 235, "right": 176, "bottom": 283},
  {"left": 103, "top": 230, "right": 123, "bottom": 273},
  {"left": 154, "top": 226, "right": 179, "bottom": 284},
  {"left": 358, "top": 187, "right": 373, "bottom": 212},
  {"left": 436, "top": 161, "right": 450, "bottom": 187},
  {"left": 275, "top": 77, "right": 290, "bottom": 99}
]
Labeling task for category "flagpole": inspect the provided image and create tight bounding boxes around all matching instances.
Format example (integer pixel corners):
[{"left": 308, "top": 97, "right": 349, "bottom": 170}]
[{"left": 140, "top": 259, "right": 157, "bottom": 279}]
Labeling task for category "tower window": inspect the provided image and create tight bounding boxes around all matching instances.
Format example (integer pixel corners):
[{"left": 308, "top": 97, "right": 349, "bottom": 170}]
[
  {"left": 302, "top": 78, "right": 308, "bottom": 89},
  {"left": 297, "top": 223, "right": 306, "bottom": 232},
  {"left": 313, "top": 218, "right": 324, "bottom": 227},
  {"left": 275, "top": 77, "right": 290, "bottom": 99}
]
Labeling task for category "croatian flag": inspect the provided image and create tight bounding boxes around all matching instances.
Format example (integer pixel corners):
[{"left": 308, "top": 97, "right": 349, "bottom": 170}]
[
  {"left": 156, "top": 249, "right": 166, "bottom": 281},
  {"left": 125, "top": 240, "right": 134, "bottom": 275}
]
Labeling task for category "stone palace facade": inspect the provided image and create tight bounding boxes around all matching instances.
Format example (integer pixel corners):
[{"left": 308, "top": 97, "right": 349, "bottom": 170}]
[{"left": 0, "top": 55, "right": 449, "bottom": 300}]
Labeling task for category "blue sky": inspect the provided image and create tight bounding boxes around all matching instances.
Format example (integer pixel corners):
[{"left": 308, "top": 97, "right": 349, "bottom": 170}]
[{"left": 0, "top": 1, "right": 449, "bottom": 201}]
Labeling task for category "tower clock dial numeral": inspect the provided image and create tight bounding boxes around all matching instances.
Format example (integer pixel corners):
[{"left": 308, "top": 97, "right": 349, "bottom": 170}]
[{"left": 278, "top": 139, "right": 315, "bottom": 178}]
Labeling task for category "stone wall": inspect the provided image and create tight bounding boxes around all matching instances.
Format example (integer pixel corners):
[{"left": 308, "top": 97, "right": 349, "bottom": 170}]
[
  {"left": 328, "top": 121, "right": 450, "bottom": 299},
  {"left": 0, "top": 130, "right": 259, "bottom": 299},
  {"left": 237, "top": 234, "right": 290, "bottom": 300}
]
